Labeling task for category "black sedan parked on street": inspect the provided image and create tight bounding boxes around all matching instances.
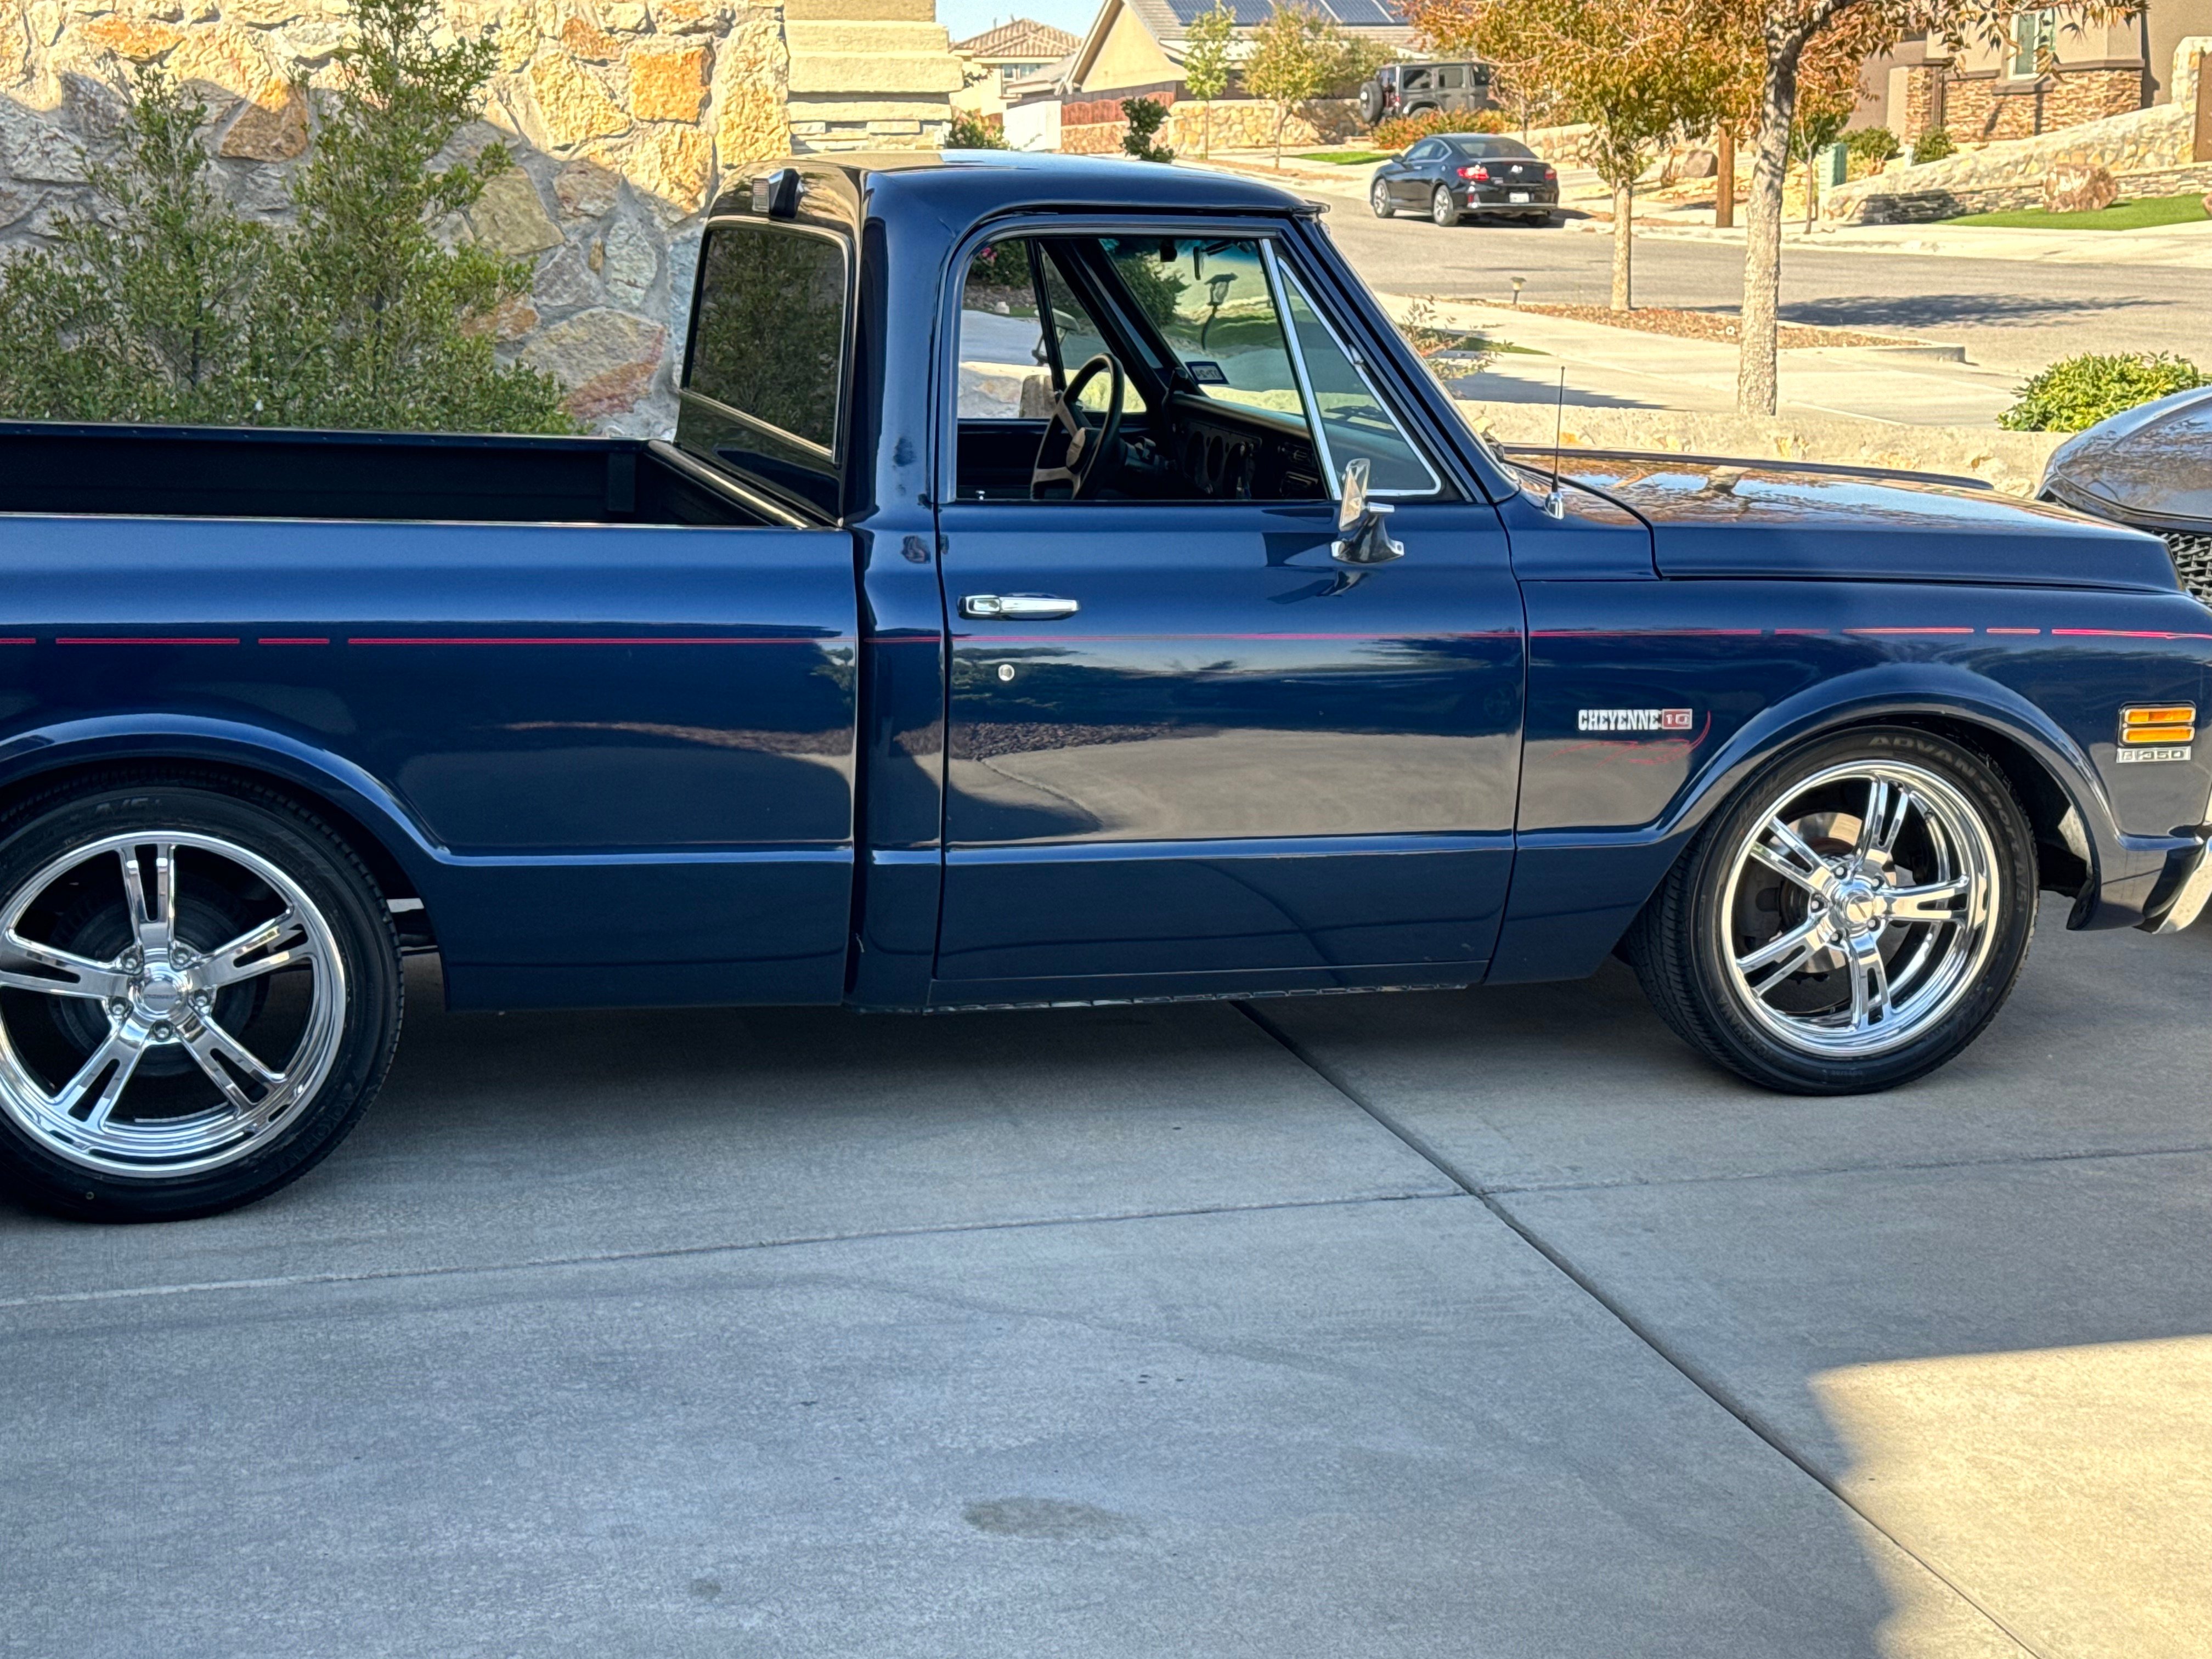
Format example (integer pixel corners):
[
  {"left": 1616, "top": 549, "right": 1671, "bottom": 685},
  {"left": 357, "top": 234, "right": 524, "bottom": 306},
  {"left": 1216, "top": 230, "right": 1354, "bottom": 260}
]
[{"left": 1370, "top": 134, "right": 1559, "bottom": 226}]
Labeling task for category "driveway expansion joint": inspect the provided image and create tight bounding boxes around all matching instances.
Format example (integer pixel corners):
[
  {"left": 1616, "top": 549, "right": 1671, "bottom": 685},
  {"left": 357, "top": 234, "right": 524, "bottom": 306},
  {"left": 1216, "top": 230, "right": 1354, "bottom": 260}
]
[
  {"left": 0, "top": 1188, "right": 1466, "bottom": 1313},
  {"left": 1481, "top": 1138, "right": 2212, "bottom": 1198},
  {"left": 1233, "top": 998, "right": 2053, "bottom": 1659}
]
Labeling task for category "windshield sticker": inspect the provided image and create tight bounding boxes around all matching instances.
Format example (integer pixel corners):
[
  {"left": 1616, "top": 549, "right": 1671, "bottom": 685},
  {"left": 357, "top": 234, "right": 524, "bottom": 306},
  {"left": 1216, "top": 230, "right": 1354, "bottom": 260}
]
[{"left": 1184, "top": 360, "right": 1228, "bottom": 385}]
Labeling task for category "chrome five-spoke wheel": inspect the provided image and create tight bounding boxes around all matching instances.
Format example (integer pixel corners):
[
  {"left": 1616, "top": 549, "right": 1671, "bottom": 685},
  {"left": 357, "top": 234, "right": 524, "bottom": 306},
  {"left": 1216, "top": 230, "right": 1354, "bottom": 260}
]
[
  {"left": 0, "top": 779, "right": 400, "bottom": 1219},
  {"left": 0, "top": 832, "right": 346, "bottom": 1176},
  {"left": 1722, "top": 763, "right": 1997, "bottom": 1057},
  {"left": 1627, "top": 727, "right": 2038, "bottom": 1094}
]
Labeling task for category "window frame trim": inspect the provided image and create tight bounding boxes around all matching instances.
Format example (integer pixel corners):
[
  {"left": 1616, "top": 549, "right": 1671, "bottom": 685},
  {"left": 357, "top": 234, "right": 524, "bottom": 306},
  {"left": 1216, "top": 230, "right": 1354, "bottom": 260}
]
[
  {"left": 938, "top": 215, "right": 1452, "bottom": 508},
  {"left": 680, "top": 214, "right": 854, "bottom": 465},
  {"left": 1263, "top": 241, "right": 1446, "bottom": 500}
]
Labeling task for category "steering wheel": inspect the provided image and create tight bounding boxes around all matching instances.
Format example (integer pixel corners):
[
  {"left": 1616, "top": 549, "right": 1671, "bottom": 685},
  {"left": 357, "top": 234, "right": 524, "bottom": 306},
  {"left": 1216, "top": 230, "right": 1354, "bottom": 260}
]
[{"left": 1030, "top": 353, "right": 1125, "bottom": 501}]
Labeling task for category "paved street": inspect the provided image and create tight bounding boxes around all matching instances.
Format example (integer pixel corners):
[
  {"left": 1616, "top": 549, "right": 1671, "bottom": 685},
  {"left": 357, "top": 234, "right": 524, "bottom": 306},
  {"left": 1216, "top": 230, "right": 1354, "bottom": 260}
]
[
  {"left": 1319, "top": 200, "right": 2212, "bottom": 373},
  {"left": 3, "top": 910, "right": 2205, "bottom": 1657}
]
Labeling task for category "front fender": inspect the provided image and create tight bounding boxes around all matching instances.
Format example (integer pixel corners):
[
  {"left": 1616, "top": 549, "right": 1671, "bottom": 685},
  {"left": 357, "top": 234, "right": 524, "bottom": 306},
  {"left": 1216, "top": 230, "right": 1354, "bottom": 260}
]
[
  {"left": 1666, "top": 662, "right": 2129, "bottom": 909},
  {"left": 1493, "top": 602, "right": 2205, "bottom": 983}
]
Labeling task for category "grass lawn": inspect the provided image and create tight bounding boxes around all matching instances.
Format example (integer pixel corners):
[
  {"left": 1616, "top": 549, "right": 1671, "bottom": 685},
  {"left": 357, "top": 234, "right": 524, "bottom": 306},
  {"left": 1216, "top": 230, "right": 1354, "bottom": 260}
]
[
  {"left": 1943, "top": 193, "right": 2210, "bottom": 231},
  {"left": 1295, "top": 150, "right": 1392, "bottom": 165}
]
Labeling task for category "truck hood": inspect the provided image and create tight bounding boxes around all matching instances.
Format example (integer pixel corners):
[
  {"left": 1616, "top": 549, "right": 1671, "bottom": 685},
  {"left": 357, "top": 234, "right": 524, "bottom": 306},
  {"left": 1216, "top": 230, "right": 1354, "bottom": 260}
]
[{"left": 1554, "top": 455, "right": 2179, "bottom": 593}]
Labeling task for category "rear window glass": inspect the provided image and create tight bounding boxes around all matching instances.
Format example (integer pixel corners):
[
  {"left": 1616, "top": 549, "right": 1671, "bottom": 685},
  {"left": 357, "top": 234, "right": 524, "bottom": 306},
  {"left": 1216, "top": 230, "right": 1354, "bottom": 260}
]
[
  {"left": 1450, "top": 137, "right": 1535, "bottom": 159},
  {"left": 686, "top": 223, "right": 847, "bottom": 452}
]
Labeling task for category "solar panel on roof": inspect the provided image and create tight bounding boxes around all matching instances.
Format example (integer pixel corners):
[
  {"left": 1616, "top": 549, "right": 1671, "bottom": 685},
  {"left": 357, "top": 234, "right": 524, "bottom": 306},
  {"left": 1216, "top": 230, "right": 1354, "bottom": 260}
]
[
  {"left": 1164, "top": 0, "right": 1400, "bottom": 24},
  {"left": 1316, "top": 0, "right": 1400, "bottom": 22}
]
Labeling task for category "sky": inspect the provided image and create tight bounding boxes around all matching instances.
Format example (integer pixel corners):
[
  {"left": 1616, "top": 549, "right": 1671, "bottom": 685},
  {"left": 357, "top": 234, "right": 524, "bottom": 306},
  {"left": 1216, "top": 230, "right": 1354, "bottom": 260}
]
[{"left": 938, "top": 0, "right": 1099, "bottom": 48}]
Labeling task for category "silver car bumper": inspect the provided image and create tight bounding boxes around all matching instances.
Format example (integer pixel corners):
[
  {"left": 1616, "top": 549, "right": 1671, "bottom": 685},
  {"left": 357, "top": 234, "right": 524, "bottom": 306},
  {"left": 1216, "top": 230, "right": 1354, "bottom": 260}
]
[
  {"left": 2146, "top": 836, "right": 2212, "bottom": 933},
  {"left": 2142, "top": 774, "right": 2212, "bottom": 934}
]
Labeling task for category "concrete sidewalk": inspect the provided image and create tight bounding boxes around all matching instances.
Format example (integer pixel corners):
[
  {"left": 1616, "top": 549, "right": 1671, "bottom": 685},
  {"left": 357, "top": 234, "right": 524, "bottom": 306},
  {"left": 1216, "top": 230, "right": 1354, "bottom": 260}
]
[
  {"left": 1614, "top": 215, "right": 2212, "bottom": 269},
  {"left": 1371, "top": 292, "right": 2026, "bottom": 430}
]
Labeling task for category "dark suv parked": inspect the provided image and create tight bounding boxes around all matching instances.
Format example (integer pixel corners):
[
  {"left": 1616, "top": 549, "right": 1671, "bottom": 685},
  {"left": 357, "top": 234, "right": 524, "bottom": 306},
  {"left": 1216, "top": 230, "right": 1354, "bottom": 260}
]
[{"left": 1358, "top": 60, "right": 1496, "bottom": 126}]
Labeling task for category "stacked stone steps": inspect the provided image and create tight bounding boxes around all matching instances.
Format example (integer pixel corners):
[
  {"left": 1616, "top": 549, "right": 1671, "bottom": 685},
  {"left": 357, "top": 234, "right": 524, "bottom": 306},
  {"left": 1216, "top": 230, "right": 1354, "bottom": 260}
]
[{"left": 782, "top": 0, "right": 959, "bottom": 150}]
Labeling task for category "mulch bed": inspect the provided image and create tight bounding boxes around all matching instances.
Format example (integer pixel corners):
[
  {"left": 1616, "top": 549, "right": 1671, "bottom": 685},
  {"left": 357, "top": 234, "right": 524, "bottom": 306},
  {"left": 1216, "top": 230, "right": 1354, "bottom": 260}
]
[{"left": 1485, "top": 301, "right": 1903, "bottom": 349}]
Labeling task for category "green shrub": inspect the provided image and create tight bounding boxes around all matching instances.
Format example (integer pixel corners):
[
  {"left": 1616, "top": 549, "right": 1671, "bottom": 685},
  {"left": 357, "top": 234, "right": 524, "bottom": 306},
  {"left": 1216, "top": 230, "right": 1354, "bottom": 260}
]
[
  {"left": 1121, "top": 97, "right": 1175, "bottom": 163},
  {"left": 1912, "top": 127, "right": 1956, "bottom": 163},
  {"left": 0, "top": 72, "right": 279, "bottom": 425},
  {"left": 1846, "top": 126, "right": 1899, "bottom": 163},
  {"left": 1998, "top": 352, "right": 2208, "bottom": 432},
  {"left": 947, "top": 111, "right": 1008, "bottom": 149},
  {"left": 1372, "top": 109, "right": 1504, "bottom": 149},
  {"left": 0, "top": 0, "right": 574, "bottom": 434}
]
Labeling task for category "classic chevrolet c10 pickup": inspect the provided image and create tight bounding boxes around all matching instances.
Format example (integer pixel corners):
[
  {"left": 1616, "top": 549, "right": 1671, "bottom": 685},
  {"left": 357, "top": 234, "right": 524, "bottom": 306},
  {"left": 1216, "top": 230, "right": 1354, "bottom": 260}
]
[{"left": 0, "top": 152, "right": 2205, "bottom": 1220}]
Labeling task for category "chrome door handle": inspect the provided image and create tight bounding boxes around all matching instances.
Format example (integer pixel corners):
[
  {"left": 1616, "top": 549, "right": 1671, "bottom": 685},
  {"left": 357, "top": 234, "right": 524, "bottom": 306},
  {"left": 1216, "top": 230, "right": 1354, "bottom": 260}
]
[{"left": 961, "top": 594, "right": 1080, "bottom": 620}]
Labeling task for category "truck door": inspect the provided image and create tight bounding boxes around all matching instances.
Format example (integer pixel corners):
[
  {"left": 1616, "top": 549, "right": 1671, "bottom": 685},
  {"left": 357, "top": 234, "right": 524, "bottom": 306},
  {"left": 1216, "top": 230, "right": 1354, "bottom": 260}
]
[{"left": 932, "top": 228, "right": 1523, "bottom": 1001}]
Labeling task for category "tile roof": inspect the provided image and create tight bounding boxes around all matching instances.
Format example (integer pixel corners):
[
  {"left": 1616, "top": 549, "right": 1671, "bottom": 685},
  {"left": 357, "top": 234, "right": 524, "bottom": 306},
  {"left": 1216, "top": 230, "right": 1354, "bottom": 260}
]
[{"left": 951, "top": 18, "right": 1085, "bottom": 59}]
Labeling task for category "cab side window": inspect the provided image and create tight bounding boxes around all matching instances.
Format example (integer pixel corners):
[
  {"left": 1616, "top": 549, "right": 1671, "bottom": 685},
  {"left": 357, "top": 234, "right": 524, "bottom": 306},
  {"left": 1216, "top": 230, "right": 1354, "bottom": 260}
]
[{"left": 951, "top": 233, "right": 1442, "bottom": 506}]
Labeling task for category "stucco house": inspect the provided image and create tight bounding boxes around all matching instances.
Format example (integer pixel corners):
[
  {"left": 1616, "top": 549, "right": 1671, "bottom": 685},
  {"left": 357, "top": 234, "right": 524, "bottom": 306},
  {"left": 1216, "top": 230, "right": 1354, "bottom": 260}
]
[
  {"left": 951, "top": 18, "right": 1082, "bottom": 119},
  {"left": 1042, "top": 0, "right": 1412, "bottom": 104},
  {"left": 1859, "top": 1, "right": 2212, "bottom": 145}
]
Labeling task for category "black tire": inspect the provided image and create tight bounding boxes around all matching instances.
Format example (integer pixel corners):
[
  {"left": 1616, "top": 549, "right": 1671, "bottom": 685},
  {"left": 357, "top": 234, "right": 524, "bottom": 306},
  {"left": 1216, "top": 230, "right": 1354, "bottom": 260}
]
[
  {"left": 1430, "top": 185, "right": 1459, "bottom": 227},
  {"left": 0, "top": 774, "right": 402, "bottom": 1220},
  {"left": 1370, "top": 178, "right": 1395, "bottom": 218},
  {"left": 1358, "top": 81, "right": 1385, "bottom": 126},
  {"left": 1626, "top": 726, "right": 2038, "bottom": 1094}
]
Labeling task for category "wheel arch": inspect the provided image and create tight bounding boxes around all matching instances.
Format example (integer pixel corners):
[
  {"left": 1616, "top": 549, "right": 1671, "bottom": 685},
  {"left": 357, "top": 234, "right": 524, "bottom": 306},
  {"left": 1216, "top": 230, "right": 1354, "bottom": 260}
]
[
  {"left": 1665, "top": 694, "right": 2108, "bottom": 918},
  {"left": 1492, "top": 673, "right": 2117, "bottom": 986},
  {"left": 0, "top": 719, "right": 442, "bottom": 937}
]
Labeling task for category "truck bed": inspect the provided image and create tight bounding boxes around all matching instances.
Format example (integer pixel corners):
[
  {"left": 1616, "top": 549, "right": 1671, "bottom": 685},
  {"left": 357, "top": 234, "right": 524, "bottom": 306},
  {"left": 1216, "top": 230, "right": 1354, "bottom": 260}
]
[{"left": 0, "top": 422, "right": 780, "bottom": 529}]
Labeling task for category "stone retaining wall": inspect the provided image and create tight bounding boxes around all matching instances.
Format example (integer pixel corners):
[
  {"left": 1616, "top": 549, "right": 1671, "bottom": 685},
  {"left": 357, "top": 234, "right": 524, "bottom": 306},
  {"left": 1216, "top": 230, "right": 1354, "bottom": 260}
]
[
  {"left": 1829, "top": 159, "right": 2212, "bottom": 224},
  {"left": 1822, "top": 90, "right": 2198, "bottom": 224},
  {"left": 0, "top": 0, "right": 956, "bottom": 433},
  {"left": 1056, "top": 93, "right": 1359, "bottom": 156}
]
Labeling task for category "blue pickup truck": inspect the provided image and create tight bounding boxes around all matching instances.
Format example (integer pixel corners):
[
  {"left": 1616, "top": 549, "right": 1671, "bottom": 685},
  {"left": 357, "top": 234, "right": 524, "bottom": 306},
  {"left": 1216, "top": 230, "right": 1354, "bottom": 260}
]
[{"left": 0, "top": 153, "right": 2205, "bottom": 1220}]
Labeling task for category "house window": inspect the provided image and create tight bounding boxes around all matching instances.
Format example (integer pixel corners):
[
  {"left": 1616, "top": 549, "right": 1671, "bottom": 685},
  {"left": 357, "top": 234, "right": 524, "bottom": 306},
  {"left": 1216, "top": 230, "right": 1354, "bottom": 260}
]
[{"left": 2008, "top": 9, "right": 2057, "bottom": 78}]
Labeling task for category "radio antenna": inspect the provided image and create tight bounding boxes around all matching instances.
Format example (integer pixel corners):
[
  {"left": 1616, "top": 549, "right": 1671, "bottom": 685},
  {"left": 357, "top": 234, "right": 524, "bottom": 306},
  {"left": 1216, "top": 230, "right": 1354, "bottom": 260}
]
[{"left": 1544, "top": 368, "right": 1567, "bottom": 518}]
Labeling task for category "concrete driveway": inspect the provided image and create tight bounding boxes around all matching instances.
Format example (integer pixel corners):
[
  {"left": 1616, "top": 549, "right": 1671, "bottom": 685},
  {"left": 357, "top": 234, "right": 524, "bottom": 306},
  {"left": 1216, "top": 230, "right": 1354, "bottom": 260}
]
[{"left": 2, "top": 912, "right": 2205, "bottom": 1657}]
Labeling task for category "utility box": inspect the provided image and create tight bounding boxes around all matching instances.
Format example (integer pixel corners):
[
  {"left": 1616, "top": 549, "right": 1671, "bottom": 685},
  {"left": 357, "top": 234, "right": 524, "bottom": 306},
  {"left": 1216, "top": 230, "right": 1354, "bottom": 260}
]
[{"left": 1817, "top": 142, "right": 1849, "bottom": 189}]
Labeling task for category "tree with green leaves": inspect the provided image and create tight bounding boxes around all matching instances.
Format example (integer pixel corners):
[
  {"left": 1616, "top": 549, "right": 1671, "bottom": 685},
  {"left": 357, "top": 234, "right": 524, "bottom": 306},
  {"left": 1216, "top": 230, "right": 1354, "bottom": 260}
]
[
  {"left": 268, "top": 0, "right": 571, "bottom": 432},
  {"left": 0, "top": 0, "right": 572, "bottom": 433},
  {"left": 0, "top": 73, "right": 279, "bottom": 423},
  {"left": 1244, "top": 3, "right": 1344, "bottom": 168},
  {"left": 1121, "top": 97, "right": 1176, "bottom": 162},
  {"left": 1725, "top": 0, "right": 2139, "bottom": 416},
  {"left": 1409, "top": 0, "right": 1733, "bottom": 309},
  {"left": 1182, "top": 2, "right": 1237, "bottom": 159}
]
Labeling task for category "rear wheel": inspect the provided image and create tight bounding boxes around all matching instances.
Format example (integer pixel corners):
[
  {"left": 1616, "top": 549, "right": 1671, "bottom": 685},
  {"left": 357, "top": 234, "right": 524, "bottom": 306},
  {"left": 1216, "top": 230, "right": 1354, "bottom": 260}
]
[
  {"left": 0, "top": 776, "right": 402, "bottom": 1220},
  {"left": 1627, "top": 727, "right": 2038, "bottom": 1093},
  {"left": 1370, "top": 178, "right": 1394, "bottom": 218},
  {"left": 1430, "top": 185, "right": 1460, "bottom": 227}
]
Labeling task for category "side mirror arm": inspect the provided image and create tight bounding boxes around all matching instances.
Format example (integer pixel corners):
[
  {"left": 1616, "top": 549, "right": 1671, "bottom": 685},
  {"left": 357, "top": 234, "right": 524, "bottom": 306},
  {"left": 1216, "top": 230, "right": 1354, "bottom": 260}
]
[{"left": 1331, "top": 502, "right": 1404, "bottom": 565}]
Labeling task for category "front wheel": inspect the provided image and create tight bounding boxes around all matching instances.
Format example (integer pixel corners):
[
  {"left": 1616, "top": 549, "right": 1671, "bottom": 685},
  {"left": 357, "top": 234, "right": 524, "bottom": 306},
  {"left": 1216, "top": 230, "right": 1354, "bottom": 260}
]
[
  {"left": 1430, "top": 185, "right": 1460, "bottom": 227},
  {"left": 1627, "top": 727, "right": 2038, "bottom": 1093},
  {"left": 1370, "top": 178, "right": 1394, "bottom": 218},
  {"left": 0, "top": 776, "right": 402, "bottom": 1220}
]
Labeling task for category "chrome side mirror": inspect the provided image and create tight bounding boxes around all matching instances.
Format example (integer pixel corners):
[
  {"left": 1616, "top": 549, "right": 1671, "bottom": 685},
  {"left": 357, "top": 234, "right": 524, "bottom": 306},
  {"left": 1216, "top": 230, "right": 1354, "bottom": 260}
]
[{"left": 1332, "top": 456, "right": 1404, "bottom": 566}]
